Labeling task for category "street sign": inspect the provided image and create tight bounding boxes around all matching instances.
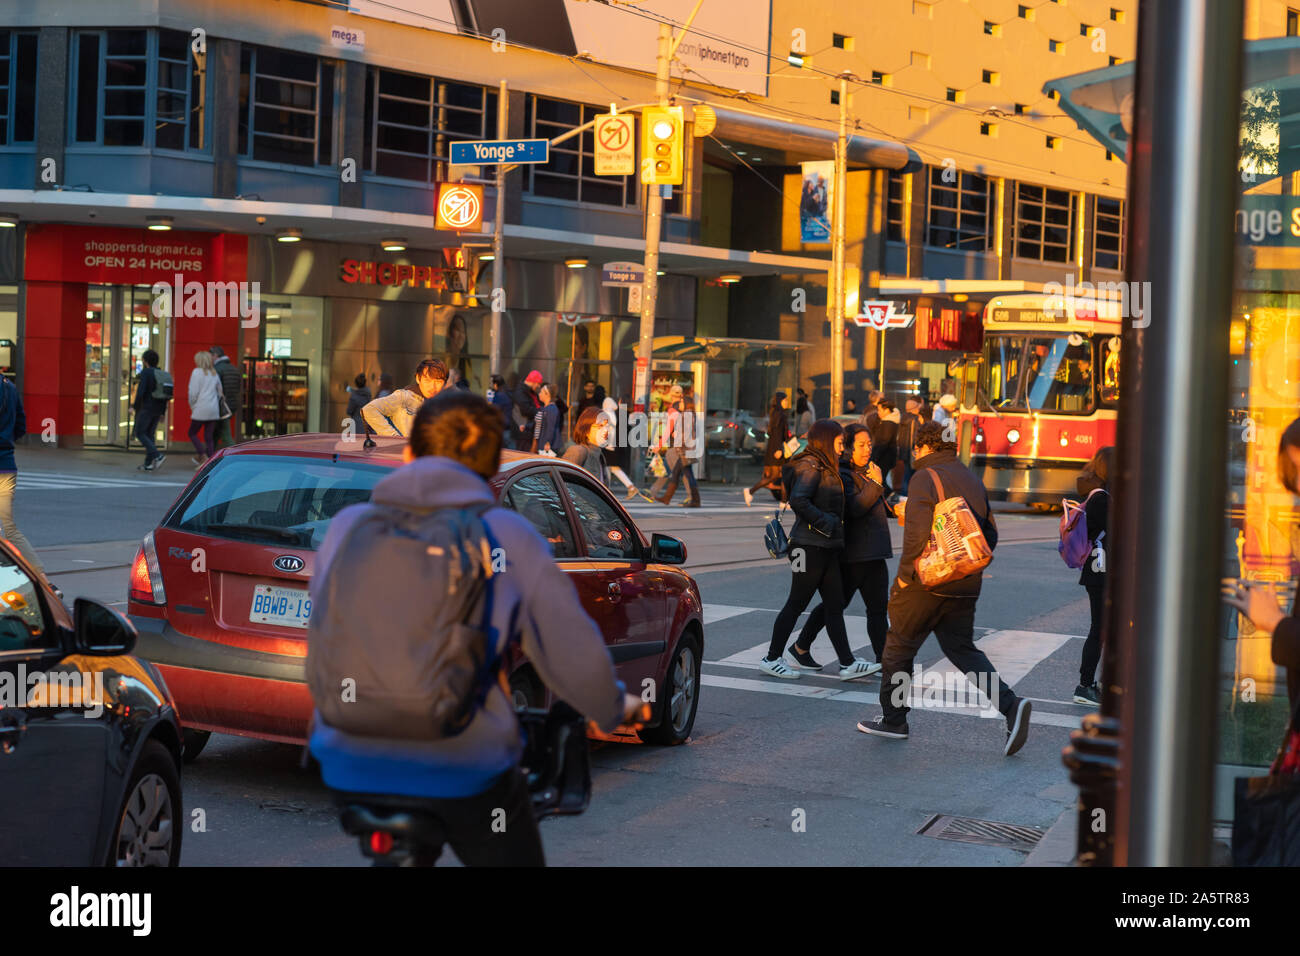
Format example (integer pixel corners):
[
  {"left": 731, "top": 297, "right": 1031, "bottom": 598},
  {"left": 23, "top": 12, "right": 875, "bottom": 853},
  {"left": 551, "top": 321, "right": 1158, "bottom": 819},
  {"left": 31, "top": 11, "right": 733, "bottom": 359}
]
[
  {"left": 449, "top": 139, "right": 549, "bottom": 165},
  {"left": 854, "top": 300, "right": 915, "bottom": 330},
  {"left": 594, "top": 113, "right": 635, "bottom": 176},
  {"left": 627, "top": 284, "right": 643, "bottom": 314},
  {"left": 601, "top": 261, "right": 645, "bottom": 286},
  {"left": 436, "top": 183, "right": 484, "bottom": 231}
]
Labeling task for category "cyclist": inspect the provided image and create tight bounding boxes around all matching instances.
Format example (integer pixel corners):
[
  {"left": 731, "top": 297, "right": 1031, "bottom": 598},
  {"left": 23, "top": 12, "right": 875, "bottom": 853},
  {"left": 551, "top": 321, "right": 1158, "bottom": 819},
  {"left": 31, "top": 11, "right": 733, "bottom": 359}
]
[{"left": 309, "top": 390, "right": 638, "bottom": 865}]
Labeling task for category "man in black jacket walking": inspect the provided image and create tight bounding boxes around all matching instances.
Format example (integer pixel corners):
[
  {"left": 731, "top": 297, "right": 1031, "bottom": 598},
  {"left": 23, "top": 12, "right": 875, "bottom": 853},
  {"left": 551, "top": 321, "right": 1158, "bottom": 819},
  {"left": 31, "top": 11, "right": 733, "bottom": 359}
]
[
  {"left": 857, "top": 422, "right": 1032, "bottom": 755},
  {"left": 210, "top": 345, "right": 242, "bottom": 447}
]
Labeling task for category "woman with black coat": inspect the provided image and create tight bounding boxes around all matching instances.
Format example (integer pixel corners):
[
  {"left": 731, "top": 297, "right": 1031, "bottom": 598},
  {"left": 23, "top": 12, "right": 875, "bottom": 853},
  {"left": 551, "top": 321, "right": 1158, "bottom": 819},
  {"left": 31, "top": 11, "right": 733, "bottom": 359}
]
[
  {"left": 744, "top": 391, "right": 793, "bottom": 506},
  {"left": 1073, "top": 446, "right": 1114, "bottom": 705},
  {"left": 759, "top": 419, "right": 876, "bottom": 680},
  {"left": 793, "top": 423, "right": 891, "bottom": 672}
]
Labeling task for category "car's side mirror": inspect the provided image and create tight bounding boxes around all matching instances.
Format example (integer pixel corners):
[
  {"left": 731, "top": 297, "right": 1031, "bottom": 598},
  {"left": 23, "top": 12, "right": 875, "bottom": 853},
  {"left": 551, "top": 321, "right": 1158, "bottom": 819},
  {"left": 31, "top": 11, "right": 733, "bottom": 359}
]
[
  {"left": 73, "top": 598, "right": 137, "bottom": 656},
  {"left": 650, "top": 533, "right": 687, "bottom": 565}
]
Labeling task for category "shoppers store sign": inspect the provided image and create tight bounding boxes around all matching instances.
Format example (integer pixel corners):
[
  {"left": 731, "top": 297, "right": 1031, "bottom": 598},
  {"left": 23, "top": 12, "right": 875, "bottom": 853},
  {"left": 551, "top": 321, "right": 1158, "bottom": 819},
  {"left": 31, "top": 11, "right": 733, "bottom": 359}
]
[
  {"left": 23, "top": 224, "right": 247, "bottom": 286},
  {"left": 339, "top": 258, "right": 466, "bottom": 292}
]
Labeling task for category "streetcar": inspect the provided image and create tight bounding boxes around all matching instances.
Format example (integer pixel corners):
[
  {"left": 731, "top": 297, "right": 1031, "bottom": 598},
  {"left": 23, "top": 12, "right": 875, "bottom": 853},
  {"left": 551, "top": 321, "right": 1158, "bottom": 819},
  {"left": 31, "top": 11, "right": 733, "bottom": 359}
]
[{"left": 953, "top": 291, "right": 1122, "bottom": 507}]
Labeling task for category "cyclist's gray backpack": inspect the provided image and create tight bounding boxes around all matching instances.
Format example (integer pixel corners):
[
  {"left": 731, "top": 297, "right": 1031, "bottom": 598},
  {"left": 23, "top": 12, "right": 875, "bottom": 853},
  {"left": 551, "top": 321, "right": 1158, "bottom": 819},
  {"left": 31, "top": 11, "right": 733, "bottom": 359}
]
[{"left": 307, "top": 503, "right": 498, "bottom": 741}]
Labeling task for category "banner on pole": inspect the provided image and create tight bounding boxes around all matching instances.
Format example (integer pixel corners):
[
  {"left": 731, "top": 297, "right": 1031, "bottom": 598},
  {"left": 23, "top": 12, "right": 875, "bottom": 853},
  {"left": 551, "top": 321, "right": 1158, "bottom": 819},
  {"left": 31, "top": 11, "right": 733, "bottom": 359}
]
[{"left": 798, "top": 161, "right": 833, "bottom": 243}]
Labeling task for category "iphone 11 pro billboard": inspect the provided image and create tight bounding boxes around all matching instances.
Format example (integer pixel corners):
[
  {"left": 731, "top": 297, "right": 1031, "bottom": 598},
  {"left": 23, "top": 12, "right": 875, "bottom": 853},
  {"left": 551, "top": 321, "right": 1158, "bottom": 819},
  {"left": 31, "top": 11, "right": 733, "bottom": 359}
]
[{"left": 346, "top": 0, "right": 772, "bottom": 95}]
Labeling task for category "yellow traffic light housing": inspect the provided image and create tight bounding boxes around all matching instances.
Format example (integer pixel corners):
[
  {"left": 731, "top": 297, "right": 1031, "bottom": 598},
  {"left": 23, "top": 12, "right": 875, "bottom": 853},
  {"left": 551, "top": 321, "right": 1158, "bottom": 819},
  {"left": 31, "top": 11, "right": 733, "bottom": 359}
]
[{"left": 641, "top": 106, "right": 684, "bottom": 185}]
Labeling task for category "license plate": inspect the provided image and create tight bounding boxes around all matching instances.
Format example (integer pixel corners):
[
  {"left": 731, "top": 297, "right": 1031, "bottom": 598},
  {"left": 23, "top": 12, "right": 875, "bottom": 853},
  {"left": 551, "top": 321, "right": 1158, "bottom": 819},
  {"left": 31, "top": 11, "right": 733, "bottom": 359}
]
[{"left": 249, "top": 585, "right": 312, "bottom": 629}]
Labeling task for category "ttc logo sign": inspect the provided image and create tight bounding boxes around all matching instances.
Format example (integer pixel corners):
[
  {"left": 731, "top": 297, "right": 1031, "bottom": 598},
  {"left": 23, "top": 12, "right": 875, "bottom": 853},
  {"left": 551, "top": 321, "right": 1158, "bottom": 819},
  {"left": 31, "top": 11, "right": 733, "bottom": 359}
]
[{"left": 854, "top": 300, "right": 915, "bottom": 330}]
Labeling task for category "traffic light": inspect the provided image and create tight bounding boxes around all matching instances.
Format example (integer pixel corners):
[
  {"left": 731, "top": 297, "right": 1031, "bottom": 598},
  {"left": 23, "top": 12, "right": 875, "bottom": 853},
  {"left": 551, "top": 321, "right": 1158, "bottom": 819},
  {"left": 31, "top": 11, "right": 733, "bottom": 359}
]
[{"left": 641, "top": 106, "right": 684, "bottom": 185}]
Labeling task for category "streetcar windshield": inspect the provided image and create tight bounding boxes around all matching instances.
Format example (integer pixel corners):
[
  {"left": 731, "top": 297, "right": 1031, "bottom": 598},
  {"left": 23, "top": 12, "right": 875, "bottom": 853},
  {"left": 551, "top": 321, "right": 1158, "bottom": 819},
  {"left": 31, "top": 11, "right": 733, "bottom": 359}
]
[{"left": 983, "top": 333, "right": 1106, "bottom": 414}]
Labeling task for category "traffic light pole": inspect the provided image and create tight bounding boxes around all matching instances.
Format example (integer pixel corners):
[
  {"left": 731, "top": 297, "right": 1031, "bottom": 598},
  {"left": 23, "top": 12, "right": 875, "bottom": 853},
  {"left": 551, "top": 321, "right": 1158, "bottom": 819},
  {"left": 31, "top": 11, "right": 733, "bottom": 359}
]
[
  {"left": 632, "top": 22, "right": 673, "bottom": 487},
  {"left": 489, "top": 78, "right": 507, "bottom": 378},
  {"left": 829, "top": 73, "right": 849, "bottom": 418}
]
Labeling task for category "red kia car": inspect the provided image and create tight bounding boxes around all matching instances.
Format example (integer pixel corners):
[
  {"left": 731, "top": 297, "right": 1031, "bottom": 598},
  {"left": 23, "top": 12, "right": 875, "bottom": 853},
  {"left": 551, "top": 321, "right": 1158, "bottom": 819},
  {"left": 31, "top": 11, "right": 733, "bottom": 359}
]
[{"left": 126, "top": 435, "right": 703, "bottom": 761}]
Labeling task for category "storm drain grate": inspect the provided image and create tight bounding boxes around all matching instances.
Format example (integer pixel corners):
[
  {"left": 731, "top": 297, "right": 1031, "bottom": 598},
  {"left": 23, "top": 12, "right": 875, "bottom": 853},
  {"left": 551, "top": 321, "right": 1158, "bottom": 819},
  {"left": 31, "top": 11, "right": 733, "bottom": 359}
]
[{"left": 916, "top": 814, "right": 1045, "bottom": 852}]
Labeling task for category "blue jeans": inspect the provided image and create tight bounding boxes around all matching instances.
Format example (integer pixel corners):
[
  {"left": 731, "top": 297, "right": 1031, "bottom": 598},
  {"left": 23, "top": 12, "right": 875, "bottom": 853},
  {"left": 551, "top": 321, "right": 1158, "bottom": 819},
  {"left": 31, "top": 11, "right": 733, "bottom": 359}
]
[{"left": 135, "top": 410, "right": 161, "bottom": 464}]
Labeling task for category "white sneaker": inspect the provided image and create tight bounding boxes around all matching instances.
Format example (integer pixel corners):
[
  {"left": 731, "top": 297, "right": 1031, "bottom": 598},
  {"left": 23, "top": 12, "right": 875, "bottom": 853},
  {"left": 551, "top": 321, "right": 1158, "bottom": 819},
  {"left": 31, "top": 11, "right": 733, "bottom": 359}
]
[
  {"left": 759, "top": 656, "right": 800, "bottom": 679},
  {"left": 743, "top": 488, "right": 754, "bottom": 506},
  {"left": 838, "top": 658, "right": 881, "bottom": 681}
]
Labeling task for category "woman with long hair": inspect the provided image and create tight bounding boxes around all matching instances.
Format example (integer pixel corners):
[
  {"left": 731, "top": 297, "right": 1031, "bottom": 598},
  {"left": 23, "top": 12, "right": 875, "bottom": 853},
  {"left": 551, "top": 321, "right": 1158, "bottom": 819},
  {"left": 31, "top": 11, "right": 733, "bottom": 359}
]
[
  {"left": 759, "top": 419, "right": 875, "bottom": 680},
  {"left": 562, "top": 406, "right": 611, "bottom": 487},
  {"left": 792, "top": 423, "right": 890, "bottom": 673},
  {"left": 744, "top": 391, "right": 792, "bottom": 507},
  {"left": 1072, "top": 446, "right": 1115, "bottom": 705},
  {"left": 1226, "top": 419, "right": 1300, "bottom": 741},
  {"left": 186, "top": 349, "right": 223, "bottom": 466}
]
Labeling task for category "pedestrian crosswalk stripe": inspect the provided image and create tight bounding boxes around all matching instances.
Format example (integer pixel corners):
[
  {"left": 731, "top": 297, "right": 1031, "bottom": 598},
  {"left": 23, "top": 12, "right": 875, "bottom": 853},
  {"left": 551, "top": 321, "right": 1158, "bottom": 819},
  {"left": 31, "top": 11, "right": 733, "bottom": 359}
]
[
  {"left": 699, "top": 674, "right": 1082, "bottom": 728},
  {"left": 711, "top": 627, "right": 1082, "bottom": 688},
  {"left": 702, "top": 604, "right": 762, "bottom": 625},
  {"left": 17, "top": 471, "right": 190, "bottom": 489}
]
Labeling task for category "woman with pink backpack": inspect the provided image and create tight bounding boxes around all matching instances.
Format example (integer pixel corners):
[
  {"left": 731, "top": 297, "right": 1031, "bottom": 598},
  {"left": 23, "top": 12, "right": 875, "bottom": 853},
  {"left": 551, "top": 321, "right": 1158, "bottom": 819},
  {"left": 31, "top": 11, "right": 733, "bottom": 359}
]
[{"left": 1061, "top": 446, "right": 1115, "bottom": 705}]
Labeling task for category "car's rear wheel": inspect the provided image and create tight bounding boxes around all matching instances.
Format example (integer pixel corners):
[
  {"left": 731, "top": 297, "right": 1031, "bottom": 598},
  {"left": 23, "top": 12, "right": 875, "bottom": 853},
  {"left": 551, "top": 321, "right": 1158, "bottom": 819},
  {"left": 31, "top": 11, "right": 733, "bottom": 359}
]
[
  {"left": 509, "top": 669, "right": 543, "bottom": 710},
  {"left": 639, "top": 632, "right": 700, "bottom": 745},
  {"left": 112, "top": 740, "right": 182, "bottom": 867},
  {"left": 181, "top": 728, "right": 211, "bottom": 763}
]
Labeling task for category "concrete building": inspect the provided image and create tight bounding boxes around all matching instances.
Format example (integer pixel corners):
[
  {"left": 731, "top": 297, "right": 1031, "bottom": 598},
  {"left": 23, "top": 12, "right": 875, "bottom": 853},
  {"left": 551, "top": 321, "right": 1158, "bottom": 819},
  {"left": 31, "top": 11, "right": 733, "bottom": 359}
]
[{"left": 16, "top": 0, "right": 1286, "bottom": 451}]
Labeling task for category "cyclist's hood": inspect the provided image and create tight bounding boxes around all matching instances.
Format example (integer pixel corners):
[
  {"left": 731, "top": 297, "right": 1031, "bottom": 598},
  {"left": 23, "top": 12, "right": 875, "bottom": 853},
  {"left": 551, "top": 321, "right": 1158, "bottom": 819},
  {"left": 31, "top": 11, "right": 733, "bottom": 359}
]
[{"left": 370, "top": 455, "right": 495, "bottom": 512}]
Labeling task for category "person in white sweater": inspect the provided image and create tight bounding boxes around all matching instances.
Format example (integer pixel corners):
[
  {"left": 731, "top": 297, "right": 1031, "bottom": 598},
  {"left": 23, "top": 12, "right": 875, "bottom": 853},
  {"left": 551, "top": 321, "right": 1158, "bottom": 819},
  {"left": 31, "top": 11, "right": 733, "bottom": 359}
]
[
  {"left": 362, "top": 358, "right": 448, "bottom": 437},
  {"left": 187, "top": 350, "right": 225, "bottom": 466}
]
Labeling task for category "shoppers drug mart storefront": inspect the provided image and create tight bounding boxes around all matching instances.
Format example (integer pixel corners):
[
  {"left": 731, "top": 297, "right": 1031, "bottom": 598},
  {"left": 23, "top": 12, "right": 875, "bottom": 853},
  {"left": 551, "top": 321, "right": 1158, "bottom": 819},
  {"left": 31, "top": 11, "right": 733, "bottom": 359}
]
[{"left": 21, "top": 223, "right": 248, "bottom": 448}]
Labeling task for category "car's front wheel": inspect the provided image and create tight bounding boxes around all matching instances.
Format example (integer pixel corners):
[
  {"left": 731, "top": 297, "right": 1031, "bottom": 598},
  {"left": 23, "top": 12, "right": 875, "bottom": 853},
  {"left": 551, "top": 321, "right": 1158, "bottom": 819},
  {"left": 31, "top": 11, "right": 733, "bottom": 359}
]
[
  {"left": 111, "top": 739, "right": 182, "bottom": 867},
  {"left": 639, "top": 632, "right": 700, "bottom": 745}
]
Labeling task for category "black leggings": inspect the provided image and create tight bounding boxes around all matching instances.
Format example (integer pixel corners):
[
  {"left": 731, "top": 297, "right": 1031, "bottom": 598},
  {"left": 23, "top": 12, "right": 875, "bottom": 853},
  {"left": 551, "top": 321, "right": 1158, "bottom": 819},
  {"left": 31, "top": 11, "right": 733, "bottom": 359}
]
[
  {"left": 1081, "top": 582, "right": 1105, "bottom": 685},
  {"left": 798, "top": 559, "right": 890, "bottom": 661},
  {"left": 766, "top": 544, "right": 853, "bottom": 665}
]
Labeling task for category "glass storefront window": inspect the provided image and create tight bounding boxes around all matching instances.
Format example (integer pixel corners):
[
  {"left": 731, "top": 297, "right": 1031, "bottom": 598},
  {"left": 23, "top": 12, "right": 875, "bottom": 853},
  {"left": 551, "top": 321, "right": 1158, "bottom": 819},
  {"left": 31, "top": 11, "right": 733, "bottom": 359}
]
[
  {"left": 260, "top": 296, "right": 323, "bottom": 432},
  {"left": 0, "top": 285, "right": 17, "bottom": 380},
  {"left": 1220, "top": 49, "right": 1300, "bottom": 777}
]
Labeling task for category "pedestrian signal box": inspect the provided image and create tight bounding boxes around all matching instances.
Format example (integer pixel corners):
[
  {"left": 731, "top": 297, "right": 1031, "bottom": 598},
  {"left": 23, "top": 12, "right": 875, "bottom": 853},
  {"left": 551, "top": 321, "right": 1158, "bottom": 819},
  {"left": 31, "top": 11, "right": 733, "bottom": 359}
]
[{"left": 641, "top": 106, "right": 684, "bottom": 186}]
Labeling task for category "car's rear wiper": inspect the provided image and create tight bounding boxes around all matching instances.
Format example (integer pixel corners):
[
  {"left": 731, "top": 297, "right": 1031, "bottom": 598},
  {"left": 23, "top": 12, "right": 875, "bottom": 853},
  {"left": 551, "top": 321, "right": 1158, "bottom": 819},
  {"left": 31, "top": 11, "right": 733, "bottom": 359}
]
[{"left": 204, "top": 523, "right": 308, "bottom": 545}]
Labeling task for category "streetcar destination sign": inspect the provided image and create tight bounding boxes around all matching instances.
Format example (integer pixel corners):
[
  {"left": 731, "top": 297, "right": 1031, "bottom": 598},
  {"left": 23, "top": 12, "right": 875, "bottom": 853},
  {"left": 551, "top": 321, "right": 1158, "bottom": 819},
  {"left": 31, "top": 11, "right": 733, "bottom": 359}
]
[{"left": 449, "top": 139, "right": 549, "bottom": 165}]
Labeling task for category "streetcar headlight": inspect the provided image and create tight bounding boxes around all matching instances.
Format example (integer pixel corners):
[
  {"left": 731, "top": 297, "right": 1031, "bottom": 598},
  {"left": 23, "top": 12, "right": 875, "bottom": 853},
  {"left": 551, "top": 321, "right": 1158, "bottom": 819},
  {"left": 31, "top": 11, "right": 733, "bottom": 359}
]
[
  {"left": 1006, "top": 428, "right": 1021, "bottom": 443},
  {"left": 1059, "top": 432, "right": 1069, "bottom": 447}
]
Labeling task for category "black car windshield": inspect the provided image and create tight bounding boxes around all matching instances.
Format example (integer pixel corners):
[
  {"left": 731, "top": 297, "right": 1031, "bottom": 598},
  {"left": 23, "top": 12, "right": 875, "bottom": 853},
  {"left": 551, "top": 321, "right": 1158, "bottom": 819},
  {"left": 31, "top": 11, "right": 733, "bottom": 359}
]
[{"left": 168, "top": 455, "right": 389, "bottom": 550}]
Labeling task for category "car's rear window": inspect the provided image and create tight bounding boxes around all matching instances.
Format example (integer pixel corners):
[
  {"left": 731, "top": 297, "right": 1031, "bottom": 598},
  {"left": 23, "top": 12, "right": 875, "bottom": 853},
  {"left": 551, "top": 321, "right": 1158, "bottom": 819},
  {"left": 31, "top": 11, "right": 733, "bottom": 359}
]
[{"left": 167, "top": 455, "right": 390, "bottom": 550}]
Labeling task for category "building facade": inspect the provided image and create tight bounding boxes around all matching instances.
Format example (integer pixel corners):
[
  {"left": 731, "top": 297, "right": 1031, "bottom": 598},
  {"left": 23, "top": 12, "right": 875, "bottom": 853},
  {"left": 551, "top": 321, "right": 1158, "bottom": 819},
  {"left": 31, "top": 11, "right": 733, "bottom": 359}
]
[{"left": 0, "top": 0, "right": 1176, "bottom": 448}]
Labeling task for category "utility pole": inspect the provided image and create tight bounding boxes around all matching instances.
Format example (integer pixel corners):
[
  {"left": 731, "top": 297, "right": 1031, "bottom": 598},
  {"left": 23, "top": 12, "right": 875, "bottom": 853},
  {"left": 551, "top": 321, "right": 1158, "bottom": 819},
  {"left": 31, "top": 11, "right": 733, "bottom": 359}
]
[
  {"left": 829, "top": 72, "right": 851, "bottom": 418},
  {"left": 489, "top": 79, "right": 507, "bottom": 377},
  {"left": 633, "top": 22, "right": 672, "bottom": 488}
]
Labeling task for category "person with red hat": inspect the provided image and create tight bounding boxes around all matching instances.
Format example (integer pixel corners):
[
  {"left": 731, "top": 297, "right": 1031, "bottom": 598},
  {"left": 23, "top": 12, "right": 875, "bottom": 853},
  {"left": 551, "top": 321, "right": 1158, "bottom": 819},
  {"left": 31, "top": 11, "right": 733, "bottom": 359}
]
[{"left": 511, "top": 370, "right": 545, "bottom": 450}]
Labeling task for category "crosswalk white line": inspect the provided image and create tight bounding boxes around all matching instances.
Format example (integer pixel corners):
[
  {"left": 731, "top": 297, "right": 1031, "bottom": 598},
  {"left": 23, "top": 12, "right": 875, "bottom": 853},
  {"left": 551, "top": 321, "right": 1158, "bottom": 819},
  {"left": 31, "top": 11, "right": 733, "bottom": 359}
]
[
  {"left": 711, "top": 627, "right": 1082, "bottom": 691},
  {"left": 17, "top": 472, "right": 189, "bottom": 489},
  {"left": 700, "top": 674, "right": 1082, "bottom": 728},
  {"left": 702, "top": 604, "right": 762, "bottom": 625}
]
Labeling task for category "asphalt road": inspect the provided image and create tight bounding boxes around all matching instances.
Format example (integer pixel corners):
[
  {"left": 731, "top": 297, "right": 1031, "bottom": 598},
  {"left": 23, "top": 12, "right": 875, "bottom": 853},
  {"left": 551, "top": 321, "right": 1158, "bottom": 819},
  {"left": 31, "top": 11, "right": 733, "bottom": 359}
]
[{"left": 16, "top": 444, "right": 1089, "bottom": 866}]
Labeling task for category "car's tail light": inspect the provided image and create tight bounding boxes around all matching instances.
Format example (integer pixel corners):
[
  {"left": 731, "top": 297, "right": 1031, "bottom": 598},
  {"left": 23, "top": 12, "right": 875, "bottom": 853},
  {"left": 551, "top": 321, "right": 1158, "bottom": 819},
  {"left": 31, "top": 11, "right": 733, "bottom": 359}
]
[{"left": 129, "top": 532, "right": 167, "bottom": 605}]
